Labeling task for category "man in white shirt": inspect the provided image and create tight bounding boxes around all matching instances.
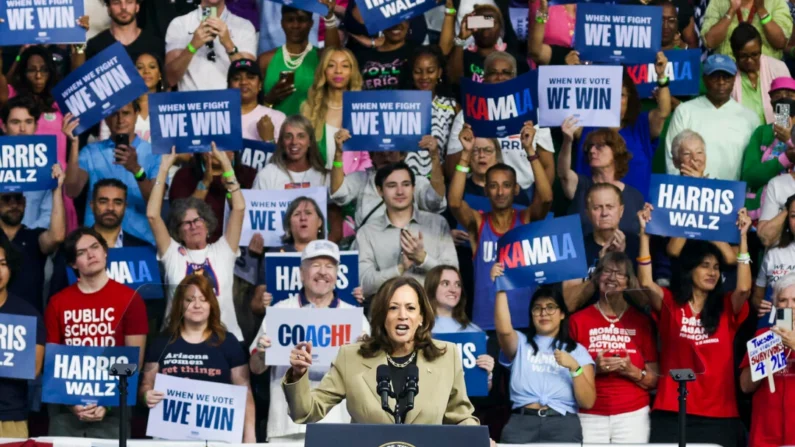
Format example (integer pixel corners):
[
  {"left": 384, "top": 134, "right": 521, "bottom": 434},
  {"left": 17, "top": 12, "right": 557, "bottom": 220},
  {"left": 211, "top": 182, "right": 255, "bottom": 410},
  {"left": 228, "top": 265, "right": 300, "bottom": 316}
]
[
  {"left": 664, "top": 54, "right": 760, "bottom": 180},
  {"left": 165, "top": 0, "right": 257, "bottom": 91}
]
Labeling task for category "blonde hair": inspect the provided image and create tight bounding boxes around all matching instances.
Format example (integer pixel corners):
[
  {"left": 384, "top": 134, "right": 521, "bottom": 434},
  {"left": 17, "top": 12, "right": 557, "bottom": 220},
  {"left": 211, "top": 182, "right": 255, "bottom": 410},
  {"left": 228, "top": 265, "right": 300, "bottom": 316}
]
[{"left": 301, "top": 48, "right": 363, "bottom": 143}]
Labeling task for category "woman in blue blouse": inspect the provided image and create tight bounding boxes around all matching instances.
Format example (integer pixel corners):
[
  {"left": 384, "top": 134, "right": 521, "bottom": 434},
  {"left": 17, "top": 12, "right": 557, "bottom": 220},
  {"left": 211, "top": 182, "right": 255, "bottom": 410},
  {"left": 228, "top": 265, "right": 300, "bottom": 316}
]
[{"left": 491, "top": 264, "right": 596, "bottom": 443}]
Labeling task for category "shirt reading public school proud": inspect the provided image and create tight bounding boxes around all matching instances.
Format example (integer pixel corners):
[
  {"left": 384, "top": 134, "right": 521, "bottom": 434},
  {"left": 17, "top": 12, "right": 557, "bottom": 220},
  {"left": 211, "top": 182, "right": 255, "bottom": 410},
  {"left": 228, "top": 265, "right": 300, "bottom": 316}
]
[
  {"left": 652, "top": 287, "right": 748, "bottom": 417},
  {"left": 0, "top": 295, "right": 45, "bottom": 422},
  {"left": 160, "top": 238, "right": 243, "bottom": 341},
  {"left": 499, "top": 332, "right": 594, "bottom": 414},
  {"left": 44, "top": 280, "right": 148, "bottom": 347},
  {"left": 145, "top": 333, "right": 247, "bottom": 385},
  {"left": 568, "top": 305, "right": 657, "bottom": 416}
]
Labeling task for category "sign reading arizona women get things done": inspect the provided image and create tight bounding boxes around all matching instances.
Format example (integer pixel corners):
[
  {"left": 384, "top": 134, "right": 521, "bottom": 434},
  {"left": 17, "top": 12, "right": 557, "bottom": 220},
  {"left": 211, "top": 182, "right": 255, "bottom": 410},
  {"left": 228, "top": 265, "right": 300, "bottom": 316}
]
[
  {"left": 0, "top": 0, "right": 86, "bottom": 45},
  {"left": 462, "top": 71, "right": 537, "bottom": 138}
]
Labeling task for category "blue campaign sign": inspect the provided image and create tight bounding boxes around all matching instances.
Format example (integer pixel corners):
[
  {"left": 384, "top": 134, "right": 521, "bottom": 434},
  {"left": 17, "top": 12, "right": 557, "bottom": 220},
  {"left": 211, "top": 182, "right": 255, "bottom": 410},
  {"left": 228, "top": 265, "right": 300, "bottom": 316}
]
[
  {"left": 461, "top": 71, "right": 537, "bottom": 138},
  {"left": 42, "top": 344, "right": 140, "bottom": 407},
  {"left": 240, "top": 139, "right": 275, "bottom": 171},
  {"left": 52, "top": 42, "right": 148, "bottom": 135},
  {"left": 342, "top": 90, "right": 432, "bottom": 151},
  {"left": 0, "top": 135, "right": 58, "bottom": 193},
  {"left": 149, "top": 89, "right": 243, "bottom": 154},
  {"left": 549, "top": 0, "right": 632, "bottom": 4},
  {"left": 265, "top": 0, "right": 329, "bottom": 15},
  {"left": 0, "top": 313, "right": 38, "bottom": 380},
  {"left": 627, "top": 49, "right": 701, "bottom": 98},
  {"left": 264, "top": 251, "right": 360, "bottom": 307},
  {"left": 67, "top": 247, "right": 162, "bottom": 300},
  {"left": 0, "top": 0, "right": 86, "bottom": 45},
  {"left": 646, "top": 174, "right": 746, "bottom": 244},
  {"left": 575, "top": 4, "right": 662, "bottom": 64},
  {"left": 537, "top": 65, "right": 622, "bottom": 127},
  {"left": 357, "top": 0, "right": 439, "bottom": 35},
  {"left": 496, "top": 215, "right": 587, "bottom": 290},
  {"left": 432, "top": 332, "right": 488, "bottom": 397}
]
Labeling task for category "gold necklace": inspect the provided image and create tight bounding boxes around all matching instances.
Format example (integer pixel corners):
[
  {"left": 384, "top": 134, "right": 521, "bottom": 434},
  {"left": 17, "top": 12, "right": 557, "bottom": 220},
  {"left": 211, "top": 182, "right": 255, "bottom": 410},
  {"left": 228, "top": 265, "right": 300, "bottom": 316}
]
[{"left": 387, "top": 351, "right": 416, "bottom": 368}]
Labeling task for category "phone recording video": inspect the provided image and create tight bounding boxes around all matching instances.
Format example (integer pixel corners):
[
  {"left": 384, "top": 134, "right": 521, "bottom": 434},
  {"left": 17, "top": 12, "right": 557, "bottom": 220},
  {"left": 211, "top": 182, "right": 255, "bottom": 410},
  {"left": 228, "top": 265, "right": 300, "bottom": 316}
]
[{"left": 467, "top": 15, "right": 494, "bottom": 30}]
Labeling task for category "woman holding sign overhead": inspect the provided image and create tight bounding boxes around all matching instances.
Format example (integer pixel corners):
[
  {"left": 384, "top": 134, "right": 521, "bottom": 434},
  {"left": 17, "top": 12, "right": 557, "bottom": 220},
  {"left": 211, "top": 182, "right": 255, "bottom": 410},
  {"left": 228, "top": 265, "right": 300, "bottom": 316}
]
[{"left": 637, "top": 203, "right": 752, "bottom": 447}]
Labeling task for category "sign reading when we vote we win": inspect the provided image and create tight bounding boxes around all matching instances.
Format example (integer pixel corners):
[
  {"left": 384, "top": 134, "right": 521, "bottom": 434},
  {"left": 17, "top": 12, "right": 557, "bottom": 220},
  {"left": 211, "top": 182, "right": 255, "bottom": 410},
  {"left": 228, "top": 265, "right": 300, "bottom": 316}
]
[
  {"left": 0, "top": 135, "right": 58, "bottom": 193},
  {"left": 53, "top": 42, "right": 148, "bottom": 135},
  {"left": 0, "top": 313, "right": 38, "bottom": 380},
  {"left": 537, "top": 65, "right": 622, "bottom": 128},
  {"left": 462, "top": 71, "right": 537, "bottom": 138},
  {"left": 66, "top": 247, "right": 162, "bottom": 300},
  {"left": 150, "top": 89, "right": 242, "bottom": 154},
  {"left": 645, "top": 174, "right": 746, "bottom": 244},
  {"left": 627, "top": 49, "right": 701, "bottom": 98},
  {"left": 343, "top": 90, "right": 431, "bottom": 151},
  {"left": 147, "top": 373, "right": 247, "bottom": 444},
  {"left": 0, "top": 0, "right": 86, "bottom": 45},
  {"left": 266, "top": 308, "right": 364, "bottom": 366},
  {"left": 575, "top": 4, "right": 662, "bottom": 64},
  {"left": 264, "top": 251, "right": 360, "bottom": 307},
  {"left": 433, "top": 332, "right": 489, "bottom": 397},
  {"left": 357, "top": 0, "right": 438, "bottom": 35}
]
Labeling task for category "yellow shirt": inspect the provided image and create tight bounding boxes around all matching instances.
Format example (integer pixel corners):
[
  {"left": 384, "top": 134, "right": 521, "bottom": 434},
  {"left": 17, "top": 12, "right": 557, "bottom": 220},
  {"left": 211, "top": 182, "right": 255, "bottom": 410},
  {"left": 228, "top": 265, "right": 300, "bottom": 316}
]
[{"left": 701, "top": 0, "right": 793, "bottom": 60}]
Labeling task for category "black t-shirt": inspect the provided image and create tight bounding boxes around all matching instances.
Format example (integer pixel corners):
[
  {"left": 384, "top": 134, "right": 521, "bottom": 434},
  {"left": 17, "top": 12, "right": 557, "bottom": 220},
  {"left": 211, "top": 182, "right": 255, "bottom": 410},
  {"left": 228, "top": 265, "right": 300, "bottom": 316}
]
[
  {"left": 0, "top": 295, "right": 45, "bottom": 421},
  {"left": 387, "top": 353, "right": 418, "bottom": 418},
  {"left": 583, "top": 232, "right": 640, "bottom": 276},
  {"left": 7, "top": 227, "right": 47, "bottom": 313},
  {"left": 569, "top": 174, "right": 645, "bottom": 236},
  {"left": 356, "top": 45, "right": 413, "bottom": 91},
  {"left": 146, "top": 333, "right": 247, "bottom": 384},
  {"left": 85, "top": 29, "right": 165, "bottom": 63}
]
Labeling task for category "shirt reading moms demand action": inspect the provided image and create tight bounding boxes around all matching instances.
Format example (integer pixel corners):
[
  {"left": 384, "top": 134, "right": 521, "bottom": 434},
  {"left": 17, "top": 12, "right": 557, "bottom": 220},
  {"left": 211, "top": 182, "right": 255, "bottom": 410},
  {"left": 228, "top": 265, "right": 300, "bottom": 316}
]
[
  {"left": 44, "top": 280, "right": 149, "bottom": 347},
  {"left": 145, "top": 333, "right": 247, "bottom": 385}
]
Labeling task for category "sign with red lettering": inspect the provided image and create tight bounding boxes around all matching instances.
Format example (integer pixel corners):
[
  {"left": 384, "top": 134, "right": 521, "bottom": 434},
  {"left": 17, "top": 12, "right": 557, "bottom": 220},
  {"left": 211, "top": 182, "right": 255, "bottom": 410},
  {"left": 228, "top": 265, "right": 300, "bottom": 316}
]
[
  {"left": 747, "top": 330, "right": 786, "bottom": 383},
  {"left": 265, "top": 308, "right": 363, "bottom": 366}
]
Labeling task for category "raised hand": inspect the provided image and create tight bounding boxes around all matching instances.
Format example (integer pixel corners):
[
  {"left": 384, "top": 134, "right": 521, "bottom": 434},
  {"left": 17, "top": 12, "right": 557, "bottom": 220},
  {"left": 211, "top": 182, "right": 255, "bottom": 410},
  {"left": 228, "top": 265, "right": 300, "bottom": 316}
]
[
  {"left": 289, "top": 342, "right": 313, "bottom": 378},
  {"left": 458, "top": 124, "right": 475, "bottom": 153}
]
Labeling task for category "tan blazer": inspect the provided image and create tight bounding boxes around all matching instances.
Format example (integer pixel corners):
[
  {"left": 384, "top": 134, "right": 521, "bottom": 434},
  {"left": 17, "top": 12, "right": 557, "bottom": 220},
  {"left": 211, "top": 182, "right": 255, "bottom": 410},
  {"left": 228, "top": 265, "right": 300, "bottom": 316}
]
[{"left": 282, "top": 340, "right": 479, "bottom": 426}]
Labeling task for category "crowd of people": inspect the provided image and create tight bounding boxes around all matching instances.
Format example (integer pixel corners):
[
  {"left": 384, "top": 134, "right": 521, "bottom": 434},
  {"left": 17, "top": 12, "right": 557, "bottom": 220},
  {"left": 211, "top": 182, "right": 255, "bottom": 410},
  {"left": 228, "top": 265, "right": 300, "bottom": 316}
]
[{"left": 2, "top": 0, "right": 795, "bottom": 445}]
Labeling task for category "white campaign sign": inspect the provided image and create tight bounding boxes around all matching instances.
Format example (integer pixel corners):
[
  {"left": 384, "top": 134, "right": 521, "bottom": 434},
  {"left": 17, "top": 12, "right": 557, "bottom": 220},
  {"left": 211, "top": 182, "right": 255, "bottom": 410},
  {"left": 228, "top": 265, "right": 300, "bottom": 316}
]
[
  {"left": 537, "top": 65, "right": 622, "bottom": 128},
  {"left": 146, "top": 374, "right": 247, "bottom": 443},
  {"left": 265, "top": 307, "right": 363, "bottom": 367},
  {"left": 746, "top": 330, "right": 787, "bottom": 383}
]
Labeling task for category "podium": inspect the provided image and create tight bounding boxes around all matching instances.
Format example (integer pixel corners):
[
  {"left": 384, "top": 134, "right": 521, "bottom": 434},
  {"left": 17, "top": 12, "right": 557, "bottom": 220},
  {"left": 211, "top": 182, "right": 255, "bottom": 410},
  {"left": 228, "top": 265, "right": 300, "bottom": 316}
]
[{"left": 306, "top": 423, "right": 490, "bottom": 447}]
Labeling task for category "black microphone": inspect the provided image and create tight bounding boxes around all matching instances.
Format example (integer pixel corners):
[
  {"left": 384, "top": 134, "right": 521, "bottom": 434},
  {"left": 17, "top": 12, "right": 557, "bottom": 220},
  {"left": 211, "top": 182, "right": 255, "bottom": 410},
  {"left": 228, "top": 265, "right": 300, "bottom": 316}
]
[
  {"left": 376, "top": 365, "right": 392, "bottom": 412},
  {"left": 404, "top": 365, "right": 419, "bottom": 412}
]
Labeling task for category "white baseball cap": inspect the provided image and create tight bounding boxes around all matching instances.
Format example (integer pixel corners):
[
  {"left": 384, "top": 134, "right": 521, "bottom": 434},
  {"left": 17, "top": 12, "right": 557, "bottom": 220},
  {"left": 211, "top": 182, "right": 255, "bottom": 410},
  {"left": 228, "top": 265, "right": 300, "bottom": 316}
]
[{"left": 301, "top": 240, "right": 340, "bottom": 263}]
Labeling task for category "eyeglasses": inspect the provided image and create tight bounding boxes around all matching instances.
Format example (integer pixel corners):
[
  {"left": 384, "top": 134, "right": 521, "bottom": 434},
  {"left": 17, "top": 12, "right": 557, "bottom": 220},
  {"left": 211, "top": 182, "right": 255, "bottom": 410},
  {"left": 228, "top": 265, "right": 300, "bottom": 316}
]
[
  {"left": 600, "top": 269, "right": 628, "bottom": 280},
  {"left": 206, "top": 41, "right": 217, "bottom": 62},
  {"left": 474, "top": 146, "right": 496, "bottom": 155},
  {"left": 531, "top": 304, "right": 560, "bottom": 315},
  {"left": 180, "top": 217, "right": 205, "bottom": 228},
  {"left": 26, "top": 68, "right": 50, "bottom": 75},
  {"left": 736, "top": 51, "right": 761, "bottom": 60},
  {"left": 0, "top": 194, "right": 24, "bottom": 204}
]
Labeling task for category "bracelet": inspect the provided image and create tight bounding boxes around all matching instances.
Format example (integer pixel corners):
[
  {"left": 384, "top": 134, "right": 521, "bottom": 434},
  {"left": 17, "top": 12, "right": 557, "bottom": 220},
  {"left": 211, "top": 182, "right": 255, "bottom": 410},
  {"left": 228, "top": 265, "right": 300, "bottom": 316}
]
[
  {"left": 737, "top": 253, "right": 751, "bottom": 262},
  {"left": 333, "top": 161, "right": 343, "bottom": 168},
  {"left": 636, "top": 256, "right": 651, "bottom": 262},
  {"left": 227, "top": 46, "right": 239, "bottom": 56},
  {"left": 637, "top": 260, "right": 651, "bottom": 266},
  {"left": 570, "top": 366, "right": 584, "bottom": 378},
  {"left": 15, "top": 55, "right": 21, "bottom": 62},
  {"left": 487, "top": 372, "right": 493, "bottom": 381},
  {"left": 324, "top": 14, "right": 339, "bottom": 28},
  {"left": 454, "top": 37, "right": 467, "bottom": 47},
  {"left": 187, "top": 43, "right": 198, "bottom": 54},
  {"left": 445, "top": 7, "right": 456, "bottom": 15},
  {"left": 724, "top": 12, "right": 733, "bottom": 20},
  {"left": 760, "top": 13, "right": 773, "bottom": 25},
  {"left": 535, "top": 11, "right": 549, "bottom": 23},
  {"left": 455, "top": 164, "right": 471, "bottom": 173},
  {"left": 370, "top": 38, "right": 376, "bottom": 48},
  {"left": 134, "top": 167, "right": 145, "bottom": 180},
  {"left": 657, "top": 76, "right": 670, "bottom": 88},
  {"left": 527, "top": 153, "right": 539, "bottom": 163},
  {"left": 73, "top": 44, "right": 86, "bottom": 55},
  {"left": 222, "top": 170, "right": 234, "bottom": 178}
]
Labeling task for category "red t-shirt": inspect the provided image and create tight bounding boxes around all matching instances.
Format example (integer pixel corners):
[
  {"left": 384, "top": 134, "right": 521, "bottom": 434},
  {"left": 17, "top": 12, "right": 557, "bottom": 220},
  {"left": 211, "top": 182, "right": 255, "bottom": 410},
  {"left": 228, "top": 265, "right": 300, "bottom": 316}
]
[
  {"left": 652, "top": 287, "right": 748, "bottom": 417},
  {"left": 739, "top": 328, "right": 795, "bottom": 447},
  {"left": 44, "top": 280, "right": 149, "bottom": 347},
  {"left": 569, "top": 304, "right": 658, "bottom": 415}
]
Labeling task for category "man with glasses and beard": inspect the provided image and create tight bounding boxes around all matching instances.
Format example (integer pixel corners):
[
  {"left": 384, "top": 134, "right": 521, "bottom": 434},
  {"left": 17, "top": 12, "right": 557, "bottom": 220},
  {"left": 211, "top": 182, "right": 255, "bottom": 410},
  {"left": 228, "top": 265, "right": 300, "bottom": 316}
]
[{"left": 0, "top": 96, "right": 66, "bottom": 313}]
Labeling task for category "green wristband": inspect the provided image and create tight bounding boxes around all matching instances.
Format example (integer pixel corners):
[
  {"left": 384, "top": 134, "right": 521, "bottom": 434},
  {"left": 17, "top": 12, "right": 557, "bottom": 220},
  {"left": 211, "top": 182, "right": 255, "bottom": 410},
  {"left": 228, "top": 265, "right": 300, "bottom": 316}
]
[
  {"left": 15, "top": 55, "right": 21, "bottom": 62},
  {"left": 570, "top": 366, "right": 584, "bottom": 378},
  {"left": 134, "top": 167, "right": 145, "bottom": 179},
  {"left": 187, "top": 43, "right": 198, "bottom": 54},
  {"left": 222, "top": 170, "right": 234, "bottom": 178},
  {"left": 760, "top": 13, "right": 773, "bottom": 25},
  {"left": 332, "top": 161, "right": 343, "bottom": 168}
]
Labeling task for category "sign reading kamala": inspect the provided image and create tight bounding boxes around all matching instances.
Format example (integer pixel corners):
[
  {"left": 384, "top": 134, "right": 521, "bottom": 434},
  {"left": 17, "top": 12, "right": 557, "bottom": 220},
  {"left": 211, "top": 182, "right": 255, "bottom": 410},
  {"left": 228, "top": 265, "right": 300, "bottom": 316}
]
[
  {"left": 645, "top": 174, "right": 746, "bottom": 244},
  {"left": 575, "top": 4, "right": 662, "bottom": 64},
  {"left": 42, "top": 344, "right": 139, "bottom": 406},
  {"left": 342, "top": 90, "right": 431, "bottom": 151},
  {"left": 357, "top": 0, "right": 438, "bottom": 35},
  {"left": 239, "top": 139, "right": 275, "bottom": 171},
  {"left": 496, "top": 215, "right": 587, "bottom": 291},
  {"left": 266, "top": 308, "right": 363, "bottom": 366},
  {"left": 0, "top": 314, "right": 38, "bottom": 380},
  {"left": 0, "top": 135, "right": 57, "bottom": 193},
  {"left": 627, "top": 49, "right": 700, "bottom": 98},
  {"left": 147, "top": 374, "right": 247, "bottom": 444},
  {"left": 462, "top": 71, "right": 537, "bottom": 138},
  {"left": 150, "top": 90, "right": 242, "bottom": 154},
  {"left": 264, "top": 251, "right": 360, "bottom": 307},
  {"left": 52, "top": 42, "right": 148, "bottom": 135},
  {"left": 66, "top": 247, "right": 161, "bottom": 300},
  {"left": 538, "top": 65, "right": 622, "bottom": 127},
  {"left": 432, "top": 332, "right": 488, "bottom": 397},
  {"left": 0, "top": 0, "right": 86, "bottom": 45}
]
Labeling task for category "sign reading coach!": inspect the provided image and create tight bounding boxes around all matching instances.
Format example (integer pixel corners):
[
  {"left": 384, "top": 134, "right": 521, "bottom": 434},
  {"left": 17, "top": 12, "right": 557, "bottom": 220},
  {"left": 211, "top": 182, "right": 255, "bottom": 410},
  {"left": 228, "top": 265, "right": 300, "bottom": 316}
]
[
  {"left": 575, "top": 4, "right": 661, "bottom": 64},
  {"left": 627, "top": 49, "right": 700, "bottom": 98},
  {"left": 496, "top": 215, "right": 587, "bottom": 290},
  {"left": 0, "top": 135, "right": 58, "bottom": 193},
  {"left": 0, "top": 0, "right": 86, "bottom": 45},
  {"left": 266, "top": 308, "right": 363, "bottom": 366},
  {"left": 357, "top": 0, "right": 438, "bottom": 35},
  {"left": 462, "top": 71, "right": 536, "bottom": 138},
  {"left": 66, "top": 247, "right": 162, "bottom": 300},
  {"left": 538, "top": 65, "right": 622, "bottom": 127},
  {"left": 432, "top": 332, "right": 488, "bottom": 397},
  {"left": 264, "top": 251, "right": 360, "bottom": 306},
  {"left": 42, "top": 344, "right": 139, "bottom": 406},
  {"left": 53, "top": 42, "right": 148, "bottom": 135},
  {"left": 342, "top": 90, "right": 431, "bottom": 151},
  {"left": 646, "top": 174, "right": 746, "bottom": 244},
  {"left": 149, "top": 89, "right": 242, "bottom": 154},
  {"left": 0, "top": 314, "right": 38, "bottom": 380}
]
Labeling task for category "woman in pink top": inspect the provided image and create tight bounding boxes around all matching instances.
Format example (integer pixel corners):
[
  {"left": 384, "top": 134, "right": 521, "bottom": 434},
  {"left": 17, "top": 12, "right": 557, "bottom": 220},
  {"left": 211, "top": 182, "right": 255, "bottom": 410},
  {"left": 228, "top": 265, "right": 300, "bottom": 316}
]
[{"left": 528, "top": 0, "right": 579, "bottom": 66}]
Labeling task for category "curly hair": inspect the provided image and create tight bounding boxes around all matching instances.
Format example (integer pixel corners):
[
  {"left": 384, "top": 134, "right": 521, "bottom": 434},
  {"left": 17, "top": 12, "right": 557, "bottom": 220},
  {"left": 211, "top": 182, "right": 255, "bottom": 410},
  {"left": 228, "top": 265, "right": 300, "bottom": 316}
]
[
  {"left": 359, "top": 276, "right": 446, "bottom": 361},
  {"left": 164, "top": 274, "right": 227, "bottom": 346},
  {"left": 11, "top": 46, "right": 58, "bottom": 114},
  {"left": 583, "top": 128, "right": 632, "bottom": 180},
  {"left": 425, "top": 265, "right": 471, "bottom": 330},
  {"left": 167, "top": 197, "right": 218, "bottom": 245},
  {"left": 301, "top": 47, "right": 363, "bottom": 144}
]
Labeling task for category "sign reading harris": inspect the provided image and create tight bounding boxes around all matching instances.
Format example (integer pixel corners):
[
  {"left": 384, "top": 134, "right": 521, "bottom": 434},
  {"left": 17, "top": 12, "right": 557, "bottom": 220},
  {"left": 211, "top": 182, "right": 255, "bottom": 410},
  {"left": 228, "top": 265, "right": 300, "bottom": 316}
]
[
  {"left": 342, "top": 90, "right": 431, "bottom": 151},
  {"left": 265, "top": 308, "right": 364, "bottom": 366},
  {"left": 264, "top": 251, "right": 360, "bottom": 307},
  {"left": 645, "top": 174, "right": 746, "bottom": 244},
  {"left": 432, "top": 332, "right": 488, "bottom": 397},
  {"left": 239, "top": 139, "right": 275, "bottom": 171},
  {"left": 357, "top": 0, "right": 438, "bottom": 35},
  {"left": 149, "top": 89, "right": 243, "bottom": 154},
  {"left": 42, "top": 344, "right": 140, "bottom": 406},
  {"left": 0, "top": 135, "right": 58, "bottom": 193},
  {"left": 537, "top": 65, "right": 622, "bottom": 127},
  {"left": 146, "top": 373, "right": 247, "bottom": 444},
  {"left": 0, "top": 0, "right": 86, "bottom": 45},
  {"left": 627, "top": 49, "right": 701, "bottom": 98},
  {"left": 0, "top": 314, "right": 38, "bottom": 380},
  {"left": 462, "top": 71, "right": 536, "bottom": 138},
  {"left": 495, "top": 215, "right": 587, "bottom": 291},
  {"left": 52, "top": 42, "right": 148, "bottom": 135},
  {"left": 575, "top": 4, "right": 662, "bottom": 64},
  {"left": 66, "top": 247, "right": 162, "bottom": 300}
]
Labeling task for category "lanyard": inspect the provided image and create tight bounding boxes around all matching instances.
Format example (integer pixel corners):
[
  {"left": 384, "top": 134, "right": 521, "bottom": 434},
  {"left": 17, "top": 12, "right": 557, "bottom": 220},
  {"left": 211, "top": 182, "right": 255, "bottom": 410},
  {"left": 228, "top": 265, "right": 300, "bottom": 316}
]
[{"left": 736, "top": 6, "right": 757, "bottom": 23}]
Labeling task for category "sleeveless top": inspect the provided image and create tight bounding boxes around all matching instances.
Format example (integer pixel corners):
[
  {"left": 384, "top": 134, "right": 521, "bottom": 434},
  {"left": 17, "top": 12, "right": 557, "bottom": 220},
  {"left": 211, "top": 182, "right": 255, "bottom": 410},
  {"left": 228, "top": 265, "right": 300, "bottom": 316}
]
[{"left": 264, "top": 46, "right": 320, "bottom": 117}]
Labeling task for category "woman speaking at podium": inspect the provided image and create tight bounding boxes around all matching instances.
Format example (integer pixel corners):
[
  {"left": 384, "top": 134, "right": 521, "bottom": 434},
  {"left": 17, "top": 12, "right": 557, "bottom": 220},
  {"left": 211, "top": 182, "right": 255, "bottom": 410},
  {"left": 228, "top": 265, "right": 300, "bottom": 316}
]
[{"left": 281, "top": 276, "right": 479, "bottom": 426}]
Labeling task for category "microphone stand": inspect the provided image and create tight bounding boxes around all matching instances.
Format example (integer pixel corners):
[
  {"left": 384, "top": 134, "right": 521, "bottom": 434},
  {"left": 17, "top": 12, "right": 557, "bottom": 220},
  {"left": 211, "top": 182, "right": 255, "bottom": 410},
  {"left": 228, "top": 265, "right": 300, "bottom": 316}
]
[
  {"left": 670, "top": 368, "right": 696, "bottom": 447},
  {"left": 110, "top": 363, "right": 138, "bottom": 447}
]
